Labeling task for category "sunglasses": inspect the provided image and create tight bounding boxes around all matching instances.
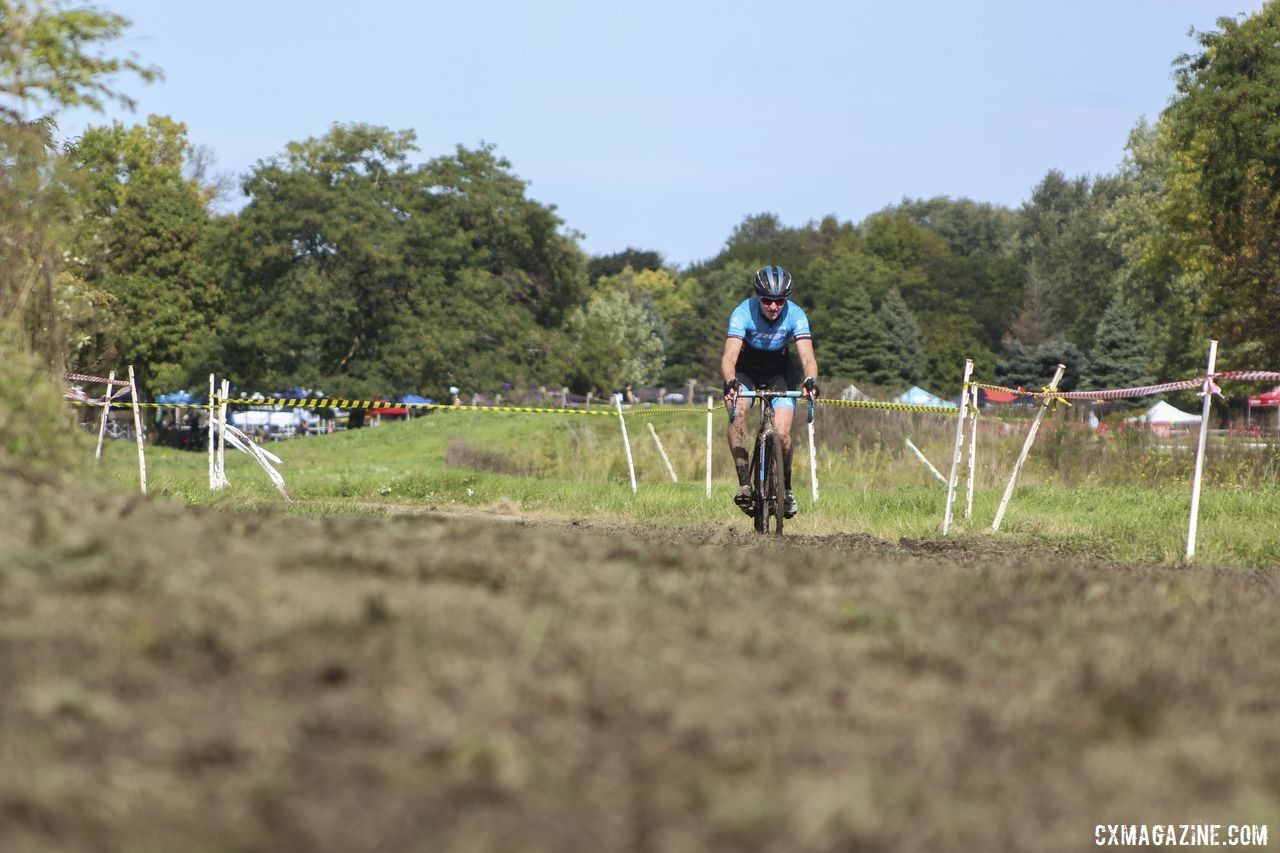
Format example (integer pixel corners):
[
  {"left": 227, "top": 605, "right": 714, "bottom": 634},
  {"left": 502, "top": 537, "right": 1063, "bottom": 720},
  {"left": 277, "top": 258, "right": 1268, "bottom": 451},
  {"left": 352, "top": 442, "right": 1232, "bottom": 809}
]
[{"left": 760, "top": 297, "right": 787, "bottom": 308}]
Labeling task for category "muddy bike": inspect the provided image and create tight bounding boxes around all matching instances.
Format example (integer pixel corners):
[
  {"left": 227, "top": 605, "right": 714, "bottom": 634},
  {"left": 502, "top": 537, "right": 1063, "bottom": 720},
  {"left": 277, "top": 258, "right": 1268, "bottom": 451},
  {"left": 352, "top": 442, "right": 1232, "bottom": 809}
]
[{"left": 730, "top": 389, "right": 814, "bottom": 535}]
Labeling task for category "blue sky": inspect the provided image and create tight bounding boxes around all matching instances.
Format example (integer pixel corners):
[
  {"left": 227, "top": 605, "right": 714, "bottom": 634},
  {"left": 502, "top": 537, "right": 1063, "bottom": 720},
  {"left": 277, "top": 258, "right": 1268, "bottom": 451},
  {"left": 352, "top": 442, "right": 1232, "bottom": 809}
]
[{"left": 62, "top": 0, "right": 1255, "bottom": 267}]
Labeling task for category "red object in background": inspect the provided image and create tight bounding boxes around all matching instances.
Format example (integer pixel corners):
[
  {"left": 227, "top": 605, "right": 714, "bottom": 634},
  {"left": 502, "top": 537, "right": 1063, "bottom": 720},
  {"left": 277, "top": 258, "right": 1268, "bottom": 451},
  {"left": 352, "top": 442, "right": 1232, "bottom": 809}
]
[
  {"left": 370, "top": 405, "right": 409, "bottom": 416},
  {"left": 1247, "top": 385, "right": 1280, "bottom": 407},
  {"left": 981, "top": 387, "right": 1019, "bottom": 404}
]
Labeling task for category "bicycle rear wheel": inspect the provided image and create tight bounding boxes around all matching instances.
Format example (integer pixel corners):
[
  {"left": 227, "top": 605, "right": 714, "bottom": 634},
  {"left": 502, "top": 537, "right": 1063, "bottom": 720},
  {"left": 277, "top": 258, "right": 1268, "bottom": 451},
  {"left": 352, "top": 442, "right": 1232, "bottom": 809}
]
[{"left": 765, "top": 430, "right": 786, "bottom": 535}]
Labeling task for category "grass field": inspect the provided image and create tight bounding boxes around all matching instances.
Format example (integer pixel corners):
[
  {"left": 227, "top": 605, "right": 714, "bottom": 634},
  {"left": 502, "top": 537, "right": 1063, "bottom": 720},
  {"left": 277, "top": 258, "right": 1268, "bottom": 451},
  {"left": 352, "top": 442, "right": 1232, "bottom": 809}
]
[
  {"left": 92, "top": 405, "right": 1280, "bottom": 567},
  {"left": 3, "top": 403, "right": 1278, "bottom": 851}
]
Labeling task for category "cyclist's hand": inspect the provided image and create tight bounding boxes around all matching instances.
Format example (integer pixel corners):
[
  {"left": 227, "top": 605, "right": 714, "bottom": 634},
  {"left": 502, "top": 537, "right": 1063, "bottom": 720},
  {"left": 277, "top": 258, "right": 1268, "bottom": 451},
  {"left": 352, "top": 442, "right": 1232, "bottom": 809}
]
[
  {"left": 803, "top": 377, "right": 820, "bottom": 399},
  {"left": 723, "top": 378, "right": 739, "bottom": 404}
]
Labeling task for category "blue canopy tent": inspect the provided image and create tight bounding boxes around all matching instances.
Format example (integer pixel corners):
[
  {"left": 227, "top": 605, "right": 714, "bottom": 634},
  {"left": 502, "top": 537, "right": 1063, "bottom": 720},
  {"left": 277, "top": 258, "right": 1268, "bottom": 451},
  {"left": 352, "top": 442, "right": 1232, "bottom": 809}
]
[
  {"left": 155, "top": 389, "right": 196, "bottom": 405},
  {"left": 398, "top": 394, "right": 436, "bottom": 406}
]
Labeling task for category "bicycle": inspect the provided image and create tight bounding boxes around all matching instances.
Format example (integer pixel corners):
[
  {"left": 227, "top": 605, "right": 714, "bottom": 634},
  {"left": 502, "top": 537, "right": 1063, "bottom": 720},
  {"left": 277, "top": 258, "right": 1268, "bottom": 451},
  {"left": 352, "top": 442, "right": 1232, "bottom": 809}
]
[{"left": 729, "top": 388, "right": 814, "bottom": 535}]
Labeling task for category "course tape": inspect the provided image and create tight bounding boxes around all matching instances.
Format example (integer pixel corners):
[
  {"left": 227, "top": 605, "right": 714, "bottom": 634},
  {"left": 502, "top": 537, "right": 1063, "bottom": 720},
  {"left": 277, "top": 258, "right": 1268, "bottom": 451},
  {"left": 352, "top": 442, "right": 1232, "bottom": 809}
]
[
  {"left": 65, "top": 372, "right": 130, "bottom": 387},
  {"left": 73, "top": 369, "right": 1280, "bottom": 417},
  {"left": 973, "top": 369, "right": 1280, "bottom": 403},
  {"left": 820, "top": 398, "right": 963, "bottom": 416}
]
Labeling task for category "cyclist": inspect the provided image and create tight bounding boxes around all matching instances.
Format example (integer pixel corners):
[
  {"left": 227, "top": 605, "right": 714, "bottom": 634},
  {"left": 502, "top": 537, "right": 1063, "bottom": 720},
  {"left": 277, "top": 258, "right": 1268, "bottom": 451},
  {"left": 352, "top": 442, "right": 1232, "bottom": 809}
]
[{"left": 721, "top": 265, "right": 820, "bottom": 518}]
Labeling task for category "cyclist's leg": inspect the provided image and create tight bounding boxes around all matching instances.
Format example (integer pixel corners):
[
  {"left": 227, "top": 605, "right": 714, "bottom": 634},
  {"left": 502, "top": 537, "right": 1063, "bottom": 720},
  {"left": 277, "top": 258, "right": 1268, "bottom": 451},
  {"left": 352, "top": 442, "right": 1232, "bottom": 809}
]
[
  {"left": 728, "top": 375, "right": 758, "bottom": 487},
  {"left": 728, "top": 375, "right": 756, "bottom": 513}
]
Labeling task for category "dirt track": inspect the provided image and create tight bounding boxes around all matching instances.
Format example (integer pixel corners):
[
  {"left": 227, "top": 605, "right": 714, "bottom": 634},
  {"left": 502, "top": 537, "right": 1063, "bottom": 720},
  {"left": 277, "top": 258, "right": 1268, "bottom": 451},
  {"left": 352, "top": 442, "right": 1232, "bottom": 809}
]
[{"left": 2, "top": 469, "right": 1278, "bottom": 852}]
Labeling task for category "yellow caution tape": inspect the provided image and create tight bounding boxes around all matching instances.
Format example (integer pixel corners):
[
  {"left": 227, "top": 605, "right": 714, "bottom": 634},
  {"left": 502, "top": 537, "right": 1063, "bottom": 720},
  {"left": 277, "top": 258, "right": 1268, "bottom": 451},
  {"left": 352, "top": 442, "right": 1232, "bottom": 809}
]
[
  {"left": 819, "top": 398, "right": 961, "bottom": 416},
  {"left": 70, "top": 395, "right": 967, "bottom": 418}
]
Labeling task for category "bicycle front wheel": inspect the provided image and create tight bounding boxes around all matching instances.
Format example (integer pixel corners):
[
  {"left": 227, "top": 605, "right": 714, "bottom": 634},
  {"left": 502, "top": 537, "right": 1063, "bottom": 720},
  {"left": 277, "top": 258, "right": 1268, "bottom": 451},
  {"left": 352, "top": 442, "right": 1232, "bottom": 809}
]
[
  {"left": 751, "top": 431, "right": 767, "bottom": 534},
  {"left": 766, "top": 430, "right": 786, "bottom": 535}
]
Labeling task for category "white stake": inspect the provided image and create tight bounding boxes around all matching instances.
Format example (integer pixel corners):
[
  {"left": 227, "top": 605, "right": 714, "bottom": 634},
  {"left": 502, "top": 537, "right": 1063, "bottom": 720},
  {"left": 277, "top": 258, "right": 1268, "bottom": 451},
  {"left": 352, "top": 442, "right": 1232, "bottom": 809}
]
[
  {"left": 1186, "top": 339, "right": 1218, "bottom": 561},
  {"left": 906, "top": 439, "right": 947, "bottom": 484},
  {"left": 943, "top": 359, "right": 974, "bottom": 535},
  {"left": 705, "top": 395, "right": 713, "bottom": 498},
  {"left": 95, "top": 370, "right": 115, "bottom": 463},
  {"left": 808, "top": 417, "right": 819, "bottom": 503},
  {"left": 217, "top": 378, "right": 230, "bottom": 488},
  {"left": 992, "top": 363, "right": 1066, "bottom": 532},
  {"left": 616, "top": 398, "right": 637, "bottom": 493},
  {"left": 128, "top": 365, "right": 147, "bottom": 495},
  {"left": 965, "top": 385, "right": 979, "bottom": 520},
  {"left": 208, "top": 373, "right": 217, "bottom": 490},
  {"left": 647, "top": 422, "right": 678, "bottom": 483}
]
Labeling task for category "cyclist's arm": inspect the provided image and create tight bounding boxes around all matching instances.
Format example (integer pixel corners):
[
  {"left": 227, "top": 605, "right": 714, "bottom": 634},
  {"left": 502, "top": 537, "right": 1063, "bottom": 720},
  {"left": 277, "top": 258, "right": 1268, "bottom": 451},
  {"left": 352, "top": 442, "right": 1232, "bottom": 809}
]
[
  {"left": 796, "top": 338, "right": 818, "bottom": 388},
  {"left": 721, "top": 336, "right": 743, "bottom": 386}
]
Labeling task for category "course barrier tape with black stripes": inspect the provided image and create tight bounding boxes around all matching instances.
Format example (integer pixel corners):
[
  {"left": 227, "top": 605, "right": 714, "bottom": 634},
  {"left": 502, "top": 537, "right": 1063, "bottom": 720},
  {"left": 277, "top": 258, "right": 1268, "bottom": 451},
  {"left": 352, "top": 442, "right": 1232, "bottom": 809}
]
[
  {"left": 67, "top": 367, "right": 1280, "bottom": 418},
  {"left": 70, "top": 396, "right": 970, "bottom": 418}
]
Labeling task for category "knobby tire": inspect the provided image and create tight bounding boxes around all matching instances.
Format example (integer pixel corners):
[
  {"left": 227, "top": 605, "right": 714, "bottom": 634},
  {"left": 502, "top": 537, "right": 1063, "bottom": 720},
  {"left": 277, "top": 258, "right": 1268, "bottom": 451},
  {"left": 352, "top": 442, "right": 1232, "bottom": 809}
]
[
  {"left": 751, "top": 431, "right": 767, "bottom": 534},
  {"left": 767, "top": 430, "right": 786, "bottom": 535}
]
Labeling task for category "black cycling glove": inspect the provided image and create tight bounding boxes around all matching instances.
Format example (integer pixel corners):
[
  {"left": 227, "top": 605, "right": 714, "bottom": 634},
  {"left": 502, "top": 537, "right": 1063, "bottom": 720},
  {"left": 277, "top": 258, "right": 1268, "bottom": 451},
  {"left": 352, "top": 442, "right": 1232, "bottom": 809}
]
[
  {"left": 723, "top": 378, "right": 738, "bottom": 397},
  {"left": 803, "top": 377, "right": 820, "bottom": 398}
]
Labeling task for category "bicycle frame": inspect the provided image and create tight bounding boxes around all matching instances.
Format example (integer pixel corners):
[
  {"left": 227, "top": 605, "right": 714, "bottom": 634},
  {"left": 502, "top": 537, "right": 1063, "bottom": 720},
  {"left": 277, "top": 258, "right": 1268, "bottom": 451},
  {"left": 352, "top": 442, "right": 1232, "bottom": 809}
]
[{"left": 729, "top": 389, "right": 814, "bottom": 534}]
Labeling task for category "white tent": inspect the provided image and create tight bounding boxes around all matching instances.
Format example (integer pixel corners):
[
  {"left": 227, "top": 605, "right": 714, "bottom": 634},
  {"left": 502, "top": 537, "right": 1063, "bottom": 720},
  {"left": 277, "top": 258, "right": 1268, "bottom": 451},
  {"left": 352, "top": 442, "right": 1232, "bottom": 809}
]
[
  {"left": 1125, "top": 400, "right": 1201, "bottom": 425},
  {"left": 840, "top": 383, "right": 870, "bottom": 402},
  {"left": 893, "top": 385, "right": 958, "bottom": 409}
]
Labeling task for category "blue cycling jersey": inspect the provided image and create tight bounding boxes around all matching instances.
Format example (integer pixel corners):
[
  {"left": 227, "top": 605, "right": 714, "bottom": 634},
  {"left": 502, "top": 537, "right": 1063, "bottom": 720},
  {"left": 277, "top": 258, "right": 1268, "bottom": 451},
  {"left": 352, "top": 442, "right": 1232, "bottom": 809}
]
[{"left": 726, "top": 299, "right": 812, "bottom": 352}]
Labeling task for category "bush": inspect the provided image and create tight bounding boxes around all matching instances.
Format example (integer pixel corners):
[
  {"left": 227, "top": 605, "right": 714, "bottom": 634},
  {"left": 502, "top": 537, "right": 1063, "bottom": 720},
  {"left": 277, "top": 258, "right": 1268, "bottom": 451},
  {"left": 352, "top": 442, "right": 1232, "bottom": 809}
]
[{"left": 0, "top": 325, "right": 82, "bottom": 470}]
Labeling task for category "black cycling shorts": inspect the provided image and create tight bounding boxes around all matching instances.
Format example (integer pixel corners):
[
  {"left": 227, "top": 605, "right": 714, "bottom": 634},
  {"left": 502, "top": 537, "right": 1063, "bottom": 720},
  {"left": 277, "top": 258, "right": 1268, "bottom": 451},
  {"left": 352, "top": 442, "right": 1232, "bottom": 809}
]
[{"left": 735, "top": 345, "right": 799, "bottom": 407}]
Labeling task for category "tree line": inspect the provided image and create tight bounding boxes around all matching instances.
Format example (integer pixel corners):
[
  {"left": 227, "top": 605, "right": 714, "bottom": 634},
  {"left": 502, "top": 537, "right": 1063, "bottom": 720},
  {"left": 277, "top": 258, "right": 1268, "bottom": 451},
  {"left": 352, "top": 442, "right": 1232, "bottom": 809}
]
[{"left": 4, "top": 0, "right": 1280, "bottom": 419}]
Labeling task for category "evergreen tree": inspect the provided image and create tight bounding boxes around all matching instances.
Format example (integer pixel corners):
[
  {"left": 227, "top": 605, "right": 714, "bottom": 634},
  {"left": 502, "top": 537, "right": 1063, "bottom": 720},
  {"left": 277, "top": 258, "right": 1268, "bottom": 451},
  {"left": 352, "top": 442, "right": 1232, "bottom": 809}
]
[
  {"left": 878, "top": 287, "right": 926, "bottom": 386},
  {"left": 999, "top": 337, "right": 1085, "bottom": 391},
  {"left": 995, "top": 338, "right": 1040, "bottom": 389},
  {"left": 1086, "top": 295, "right": 1153, "bottom": 391},
  {"left": 823, "top": 282, "right": 898, "bottom": 387}
]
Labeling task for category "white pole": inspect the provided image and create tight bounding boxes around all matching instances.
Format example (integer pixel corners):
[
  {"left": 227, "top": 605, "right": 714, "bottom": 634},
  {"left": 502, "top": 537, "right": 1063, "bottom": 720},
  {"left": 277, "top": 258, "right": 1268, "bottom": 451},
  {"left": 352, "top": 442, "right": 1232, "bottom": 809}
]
[
  {"left": 127, "top": 365, "right": 147, "bottom": 496},
  {"left": 217, "top": 378, "right": 230, "bottom": 488},
  {"left": 965, "top": 384, "right": 979, "bottom": 520},
  {"left": 905, "top": 439, "right": 947, "bottom": 484},
  {"left": 616, "top": 398, "right": 637, "bottom": 493},
  {"left": 1186, "top": 340, "right": 1219, "bottom": 561},
  {"left": 208, "top": 373, "right": 216, "bottom": 490},
  {"left": 647, "top": 422, "right": 678, "bottom": 483},
  {"left": 992, "top": 363, "right": 1066, "bottom": 532},
  {"left": 95, "top": 370, "right": 115, "bottom": 463},
  {"left": 942, "top": 359, "right": 974, "bottom": 535},
  {"left": 705, "top": 395, "right": 713, "bottom": 498},
  {"left": 808, "top": 417, "right": 819, "bottom": 503}
]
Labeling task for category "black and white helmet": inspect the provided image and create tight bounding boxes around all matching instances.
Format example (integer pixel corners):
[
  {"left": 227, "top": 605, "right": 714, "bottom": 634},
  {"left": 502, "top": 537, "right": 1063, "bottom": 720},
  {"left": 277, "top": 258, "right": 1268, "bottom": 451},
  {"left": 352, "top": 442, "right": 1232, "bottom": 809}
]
[{"left": 753, "top": 265, "right": 793, "bottom": 300}]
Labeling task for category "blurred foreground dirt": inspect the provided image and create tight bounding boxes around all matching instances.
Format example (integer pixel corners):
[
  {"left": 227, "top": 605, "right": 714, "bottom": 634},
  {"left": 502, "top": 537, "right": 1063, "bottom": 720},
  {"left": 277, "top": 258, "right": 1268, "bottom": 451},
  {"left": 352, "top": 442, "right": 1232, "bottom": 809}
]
[{"left": 1, "top": 468, "right": 1278, "bottom": 852}]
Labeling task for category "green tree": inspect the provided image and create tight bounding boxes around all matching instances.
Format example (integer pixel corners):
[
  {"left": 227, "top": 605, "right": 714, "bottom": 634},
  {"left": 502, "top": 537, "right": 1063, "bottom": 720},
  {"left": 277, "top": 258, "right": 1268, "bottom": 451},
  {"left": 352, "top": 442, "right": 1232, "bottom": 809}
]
[
  {"left": 0, "top": 0, "right": 159, "bottom": 121},
  {"left": 563, "top": 289, "right": 664, "bottom": 394},
  {"left": 925, "top": 322, "right": 995, "bottom": 395},
  {"left": 1016, "top": 170, "right": 1127, "bottom": 350},
  {"left": 0, "top": 0, "right": 158, "bottom": 367},
  {"left": 878, "top": 287, "right": 926, "bottom": 386},
  {"left": 664, "top": 262, "right": 755, "bottom": 383},
  {"left": 1164, "top": 7, "right": 1280, "bottom": 364},
  {"left": 882, "top": 196, "right": 1019, "bottom": 257},
  {"left": 0, "top": 120, "right": 80, "bottom": 364},
  {"left": 998, "top": 337, "right": 1085, "bottom": 391},
  {"left": 588, "top": 248, "right": 664, "bottom": 283},
  {"left": 1086, "top": 295, "right": 1153, "bottom": 391},
  {"left": 1102, "top": 119, "right": 1208, "bottom": 377},
  {"left": 823, "top": 282, "right": 897, "bottom": 388},
  {"left": 66, "top": 115, "right": 219, "bottom": 394},
  {"left": 219, "top": 126, "right": 586, "bottom": 411}
]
